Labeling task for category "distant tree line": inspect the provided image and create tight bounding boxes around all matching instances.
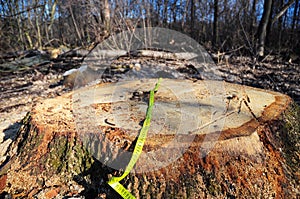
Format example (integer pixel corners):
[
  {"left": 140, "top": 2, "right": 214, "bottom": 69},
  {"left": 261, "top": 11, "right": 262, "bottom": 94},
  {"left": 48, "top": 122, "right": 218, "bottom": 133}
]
[{"left": 0, "top": 0, "right": 299, "bottom": 57}]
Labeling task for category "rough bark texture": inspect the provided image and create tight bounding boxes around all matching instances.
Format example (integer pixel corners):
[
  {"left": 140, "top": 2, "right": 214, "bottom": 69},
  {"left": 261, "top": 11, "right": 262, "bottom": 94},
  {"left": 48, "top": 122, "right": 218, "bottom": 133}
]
[{"left": 0, "top": 79, "right": 299, "bottom": 198}]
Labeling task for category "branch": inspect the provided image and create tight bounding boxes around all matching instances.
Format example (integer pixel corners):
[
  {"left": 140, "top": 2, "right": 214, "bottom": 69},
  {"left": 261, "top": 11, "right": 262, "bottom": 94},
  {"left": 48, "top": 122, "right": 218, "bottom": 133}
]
[
  {"left": 0, "top": 4, "right": 44, "bottom": 18},
  {"left": 271, "top": 0, "right": 295, "bottom": 25}
]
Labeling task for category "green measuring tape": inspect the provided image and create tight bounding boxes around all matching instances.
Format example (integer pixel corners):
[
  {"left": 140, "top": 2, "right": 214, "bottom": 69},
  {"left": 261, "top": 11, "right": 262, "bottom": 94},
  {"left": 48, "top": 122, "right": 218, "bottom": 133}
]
[{"left": 107, "top": 78, "right": 162, "bottom": 199}]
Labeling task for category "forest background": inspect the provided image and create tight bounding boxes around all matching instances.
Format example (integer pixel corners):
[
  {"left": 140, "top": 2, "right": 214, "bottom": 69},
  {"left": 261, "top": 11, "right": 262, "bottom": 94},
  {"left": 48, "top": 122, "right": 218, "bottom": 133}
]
[{"left": 0, "top": 0, "right": 299, "bottom": 59}]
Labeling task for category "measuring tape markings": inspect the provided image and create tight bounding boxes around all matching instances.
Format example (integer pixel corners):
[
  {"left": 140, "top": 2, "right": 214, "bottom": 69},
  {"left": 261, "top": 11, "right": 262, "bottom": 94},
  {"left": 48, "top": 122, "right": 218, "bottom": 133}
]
[{"left": 108, "top": 78, "right": 162, "bottom": 198}]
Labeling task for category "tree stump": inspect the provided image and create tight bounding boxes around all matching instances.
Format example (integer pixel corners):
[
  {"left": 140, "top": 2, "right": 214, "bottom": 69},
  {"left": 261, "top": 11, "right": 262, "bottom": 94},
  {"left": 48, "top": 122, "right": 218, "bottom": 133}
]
[{"left": 0, "top": 79, "right": 299, "bottom": 198}]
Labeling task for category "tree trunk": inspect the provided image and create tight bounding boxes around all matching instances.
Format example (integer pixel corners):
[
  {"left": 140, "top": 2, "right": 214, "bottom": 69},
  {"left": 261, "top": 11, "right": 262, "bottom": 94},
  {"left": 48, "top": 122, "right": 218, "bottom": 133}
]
[
  {"left": 101, "top": 0, "right": 111, "bottom": 37},
  {"left": 277, "top": 0, "right": 284, "bottom": 50},
  {"left": 47, "top": 0, "right": 57, "bottom": 38},
  {"left": 171, "top": 0, "right": 177, "bottom": 25},
  {"left": 0, "top": 79, "right": 299, "bottom": 198},
  {"left": 265, "top": 0, "right": 274, "bottom": 47},
  {"left": 190, "top": 0, "right": 196, "bottom": 38},
  {"left": 34, "top": 0, "right": 42, "bottom": 49},
  {"left": 213, "top": 0, "right": 219, "bottom": 47},
  {"left": 250, "top": 0, "right": 257, "bottom": 40},
  {"left": 292, "top": 0, "right": 299, "bottom": 30},
  {"left": 69, "top": 6, "right": 83, "bottom": 46},
  {"left": 256, "top": 0, "right": 273, "bottom": 56},
  {"left": 291, "top": 0, "right": 299, "bottom": 41},
  {"left": 163, "top": 0, "right": 169, "bottom": 25},
  {"left": 181, "top": 0, "right": 189, "bottom": 31}
]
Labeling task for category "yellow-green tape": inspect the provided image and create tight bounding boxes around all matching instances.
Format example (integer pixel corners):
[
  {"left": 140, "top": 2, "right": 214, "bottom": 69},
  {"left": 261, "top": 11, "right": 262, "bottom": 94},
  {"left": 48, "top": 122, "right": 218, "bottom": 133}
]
[{"left": 108, "top": 78, "right": 162, "bottom": 199}]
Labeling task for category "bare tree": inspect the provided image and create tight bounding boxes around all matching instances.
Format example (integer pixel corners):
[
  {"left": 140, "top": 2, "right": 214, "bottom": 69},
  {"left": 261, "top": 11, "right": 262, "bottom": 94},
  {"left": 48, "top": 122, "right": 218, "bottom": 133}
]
[
  {"left": 181, "top": 0, "right": 190, "bottom": 31},
  {"left": 47, "top": 0, "right": 58, "bottom": 41},
  {"left": 256, "top": 0, "right": 273, "bottom": 56},
  {"left": 271, "top": 0, "right": 295, "bottom": 25},
  {"left": 101, "top": 0, "right": 110, "bottom": 37},
  {"left": 250, "top": 0, "right": 257, "bottom": 38},
  {"left": 291, "top": 0, "right": 299, "bottom": 31},
  {"left": 163, "top": 0, "right": 169, "bottom": 25},
  {"left": 0, "top": 0, "right": 299, "bottom": 56},
  {"left": 213, "top": 0, "right": 219, "bottom": 46},
  {"left": 190, "top": 0, "right": 196, "bottom": 37}
]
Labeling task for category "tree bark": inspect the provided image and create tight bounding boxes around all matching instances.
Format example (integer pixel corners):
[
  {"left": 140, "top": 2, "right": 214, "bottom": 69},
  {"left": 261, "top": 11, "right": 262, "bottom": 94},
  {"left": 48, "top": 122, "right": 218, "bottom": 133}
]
[
  {"left": 0, "top": 79, "right": 299, "bottom": 198},
  {"left": 265, "top": 0, "right": 274, "bottom": 47},
  {"left": 163, "top": 0, "right": 169, "bottom": 25},
  {"left": 250, "top": 0, "right": 257, "bottom": 39},
  {"left": 69, "top": 5, "right": 83, "bottom": 46},
  {"left": 277, "top": 0, "right": 284, "bottom": 50},
  {"left": 47, "top": 0, "right": 57, "bottom": 37},
  {"left": 171, "top": 0, "right": 177, "bottom": 25},
  {"left": 181, "top": 0, "right": 189, "bottom": 31},
  {"left": 101, "top": 0, "right": 111, "bottom": 37},
  {"left": 190, "top": 0, "right": 196, "bottom": 38},
  {"left": 256, "top": 0, "right": 273, "bottom": 56},
  {"left": 213, "top": 0, "right": 219, "bottom": 47},
  {"left": 291, "top": 0, "right": 299, "bottom": 41},
  {"left": 291, "top": 0, "right": 299, "bottom": 30}
]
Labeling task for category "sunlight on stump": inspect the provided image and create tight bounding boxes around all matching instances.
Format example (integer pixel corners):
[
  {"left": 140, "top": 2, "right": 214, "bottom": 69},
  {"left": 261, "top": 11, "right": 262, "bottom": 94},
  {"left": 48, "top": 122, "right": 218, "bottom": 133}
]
[{"left": 0, "top": 79, "right": 299, "bottom": 198}]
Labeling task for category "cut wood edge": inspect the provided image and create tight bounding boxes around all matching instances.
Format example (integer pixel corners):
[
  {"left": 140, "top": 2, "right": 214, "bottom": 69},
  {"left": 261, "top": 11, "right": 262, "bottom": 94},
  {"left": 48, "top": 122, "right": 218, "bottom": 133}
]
[{"left": 0, "top": 79, "right": 299, "bottom": 198}]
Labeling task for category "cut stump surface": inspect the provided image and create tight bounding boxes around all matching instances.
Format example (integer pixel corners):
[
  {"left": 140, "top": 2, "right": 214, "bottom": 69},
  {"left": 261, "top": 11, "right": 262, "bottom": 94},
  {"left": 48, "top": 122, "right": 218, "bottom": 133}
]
[{"left": 0, "top": 79, "right": 299, "bottom": 198}]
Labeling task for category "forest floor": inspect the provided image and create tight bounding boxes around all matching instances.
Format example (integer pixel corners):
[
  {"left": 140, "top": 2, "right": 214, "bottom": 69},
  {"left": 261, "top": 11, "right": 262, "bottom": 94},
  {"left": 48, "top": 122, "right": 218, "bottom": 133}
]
[{"left": 0, "top": 53, "right": 299, "bottom": 195}]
